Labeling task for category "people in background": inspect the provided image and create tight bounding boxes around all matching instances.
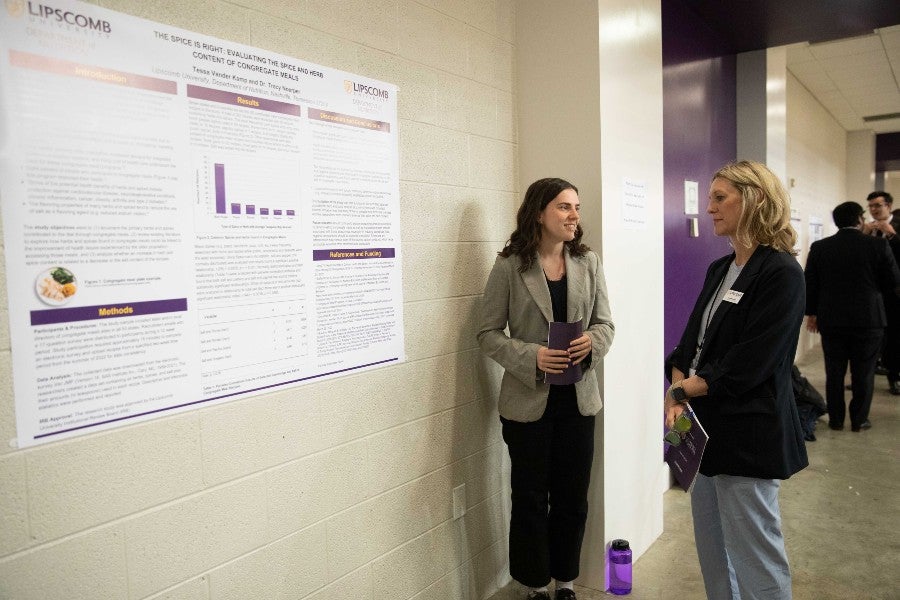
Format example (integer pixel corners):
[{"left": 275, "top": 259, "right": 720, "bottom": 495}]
[
  {"left": 478, "top": 178, "right": 614, "bottom": 600},
  {"left": 862, "top": 191, "right": 896, "bottom": 238},
  {"left": 664, "top": 161, "right": 808, "bottom": 600},
  {"left": 864, "top": 191, "right": 900, "bottom": 394},
  {"left": 892, "top": 207, "right": 900, "bottom": 227},
  {"left": 804, "top": 201, "right": 900, "bottom": 431}
]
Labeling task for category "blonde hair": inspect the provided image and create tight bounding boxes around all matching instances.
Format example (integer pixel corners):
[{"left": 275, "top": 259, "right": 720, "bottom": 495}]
[{"left": 713, "top": 160, "right": 797, "bottom": 255}]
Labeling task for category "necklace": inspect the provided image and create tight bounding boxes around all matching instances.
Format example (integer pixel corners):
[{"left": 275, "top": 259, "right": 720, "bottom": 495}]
[{"left": 541, "top": 254, "right": 565, "bottom": 281}]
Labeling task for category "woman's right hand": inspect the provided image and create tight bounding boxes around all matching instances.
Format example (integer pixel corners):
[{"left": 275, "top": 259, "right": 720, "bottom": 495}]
[{"left": 537, "top": 346, "right": 571, "bottom": 374}]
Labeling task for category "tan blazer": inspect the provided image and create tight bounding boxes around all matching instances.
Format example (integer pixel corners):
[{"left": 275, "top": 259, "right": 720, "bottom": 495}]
[{"left": 478, "top": 250, "right": 615, "bottom": 421}]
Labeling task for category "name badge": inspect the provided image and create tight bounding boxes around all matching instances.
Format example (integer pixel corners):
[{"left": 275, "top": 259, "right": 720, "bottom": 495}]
[{"left": 723, "top": 290, "right": 743, "bottom": 304}]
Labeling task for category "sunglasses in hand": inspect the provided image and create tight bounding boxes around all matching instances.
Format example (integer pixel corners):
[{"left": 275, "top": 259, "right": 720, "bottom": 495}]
[{"left": 664, "top": 411, "right": 693, "bottom": 446}]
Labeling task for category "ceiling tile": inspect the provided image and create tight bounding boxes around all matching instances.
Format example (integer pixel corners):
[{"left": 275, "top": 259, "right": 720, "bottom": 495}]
[
  {"left": 870, "top": 118, "right": 900, "bottom": 134},
  {"left": 878, "top": 24, "right": 900, "bottom": 49},
  {"left": 857, "top": 100, "right": 900, "bottom": 117},
  {"left": 842, "top": 83, "right": 900, "bottom": 98},
  {"left": 785, "top": 42, "right": 815, "bottom": 63},
  {"left": 681, "top": 1, "right": 900, "bottom": 134},
  {"left": 826, "top": 64, "right": 894, "bottom": 87},
  {"left": 820, "top": 49, "right": 891, "bottom": 71},
  {"left": 788, "top": 63, "right": 837, "bottom": 92},
  {"left": 808, "top": 34, "right": 883, "bottom": 59}
]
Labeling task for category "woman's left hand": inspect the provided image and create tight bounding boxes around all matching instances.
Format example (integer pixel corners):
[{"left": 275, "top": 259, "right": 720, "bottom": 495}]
[{"left": 568, "top": 334, "right": 592, "bottom": 364}]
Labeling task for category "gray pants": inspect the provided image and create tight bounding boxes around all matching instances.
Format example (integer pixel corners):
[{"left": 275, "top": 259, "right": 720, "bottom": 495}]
[{"left": 691, "top": 474, "right": 792, "bottom": 600}]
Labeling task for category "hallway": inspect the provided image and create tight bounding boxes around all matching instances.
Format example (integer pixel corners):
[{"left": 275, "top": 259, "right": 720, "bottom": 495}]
[{"left": 488, "top": 342, "right": 900, "bottom": 600}]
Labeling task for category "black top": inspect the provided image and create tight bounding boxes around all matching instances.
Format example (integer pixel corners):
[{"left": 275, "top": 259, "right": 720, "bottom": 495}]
[
  {"left": 546, "top": 275, "right": 576, "bottom": 403},
  {"left": 547, "top": 276, "right": 567, "bottom": 322},
  {"left": 805, "top": 228, "right": 900, "bottom": 330}
]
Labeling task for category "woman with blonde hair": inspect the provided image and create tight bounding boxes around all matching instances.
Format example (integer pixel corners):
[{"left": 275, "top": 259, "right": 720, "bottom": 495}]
[{"left": 664, "top": 161, "right": 808, "bottom": 599}]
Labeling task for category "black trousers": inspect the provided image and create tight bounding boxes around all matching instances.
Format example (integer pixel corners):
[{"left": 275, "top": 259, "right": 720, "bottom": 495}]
[
  {"left": 821, "top": 328, "right": 883, "bottom": 427},
  {"left": 500, "top": 391, "right": 595, "bottom": 588}
]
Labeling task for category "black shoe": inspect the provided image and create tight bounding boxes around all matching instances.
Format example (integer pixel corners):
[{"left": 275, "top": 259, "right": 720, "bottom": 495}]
[
  {"left": 845, "top": 384, "right": 852, "bottom": 390},
  {"left": 828, "top": 422, "right": 843, "bottom": 431},
  {"left": 526, "top": 592, "right": 551, "bottom": 600},
  {"left": 804, "top": 432, "right": 817, "bottom": 441},
  {"left": 851, "top": 420, "right": 872, "bottom": 432},
  {"left": 890, "top": 381, "right": 900, "bottom": 395},
  {"left": 555, "top": 590, "right": 577, "bottom": 600},
  {"left": 876, "top": 364, "right": 888, "bottom": 376}
]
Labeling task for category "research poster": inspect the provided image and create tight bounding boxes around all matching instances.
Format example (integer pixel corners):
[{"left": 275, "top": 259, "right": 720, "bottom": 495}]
[{"left": 0, "top": 1, "right": 404, "bottom": 447}]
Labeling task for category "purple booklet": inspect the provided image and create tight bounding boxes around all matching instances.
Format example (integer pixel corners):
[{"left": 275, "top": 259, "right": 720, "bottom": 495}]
[
  {"left": 544, "top": 321, "right": 584, "bottom": 385},
  {"left": 664, "top": 403, "right": 709, "bottom": 492}
]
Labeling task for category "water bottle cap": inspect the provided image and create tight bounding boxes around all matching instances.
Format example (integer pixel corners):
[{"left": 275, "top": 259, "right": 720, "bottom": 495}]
[{"left": 611, "top": 539, "right": 630, "bottom": 550}]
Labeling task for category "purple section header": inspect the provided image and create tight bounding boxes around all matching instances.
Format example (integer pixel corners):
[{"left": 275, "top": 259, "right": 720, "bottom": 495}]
[
  {"left": 308, "top": 107, "right": 390, "bottom": 132},
  {"left": 313, "top": 248, "right": 395, "bottom": 261},
  {"left": 31, "top": 298, "right": 188, "bottom": 326},
  {"left": 187, "top": 84, "right": 301, "bottom": 116},
  {"left": 10, "top": 50, "right": 177, "bottom": 95}
]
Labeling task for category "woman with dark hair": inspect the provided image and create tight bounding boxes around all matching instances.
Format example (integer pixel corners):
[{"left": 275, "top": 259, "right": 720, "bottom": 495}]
[
  {"left": 478, "top": 178, "right": 614, "bottom": 600},
  {"left": 665, "top": 161, "right": 808, "bottom": 599}
]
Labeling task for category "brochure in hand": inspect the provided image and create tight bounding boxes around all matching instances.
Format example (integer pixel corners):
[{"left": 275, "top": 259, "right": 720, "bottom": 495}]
[
  {"left": 664, "top": 402, "right": 709, "bottom": 493},
  {"left": 545, "top": 321, "right": 584, "bottom": 385}
]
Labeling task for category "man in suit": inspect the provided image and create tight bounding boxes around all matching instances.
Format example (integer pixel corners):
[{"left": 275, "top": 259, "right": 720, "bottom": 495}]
[
  {"left": 805, "top": 201, "right": 900, "bottom": 431},
  {"left": 863, "top": 191, "right": 900, "bottom": 394}
]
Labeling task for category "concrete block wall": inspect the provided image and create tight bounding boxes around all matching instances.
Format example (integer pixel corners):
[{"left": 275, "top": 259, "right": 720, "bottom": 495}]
[{"left": 0, "top": 0, "right": 517, "bottom": 598}]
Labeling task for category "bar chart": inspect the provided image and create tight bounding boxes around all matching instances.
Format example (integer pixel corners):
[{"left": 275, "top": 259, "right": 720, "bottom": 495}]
[
  {"left": 212, "top": 163, "right": 297, "bottom": 218},
  {"left": 193, "top": 152, "right": 301, "bottom": 231}
]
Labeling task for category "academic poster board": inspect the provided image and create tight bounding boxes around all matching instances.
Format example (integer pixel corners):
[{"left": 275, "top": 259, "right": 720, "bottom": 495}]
[{"left": 0, "top": 0, "right": 404, "bottom": 447}]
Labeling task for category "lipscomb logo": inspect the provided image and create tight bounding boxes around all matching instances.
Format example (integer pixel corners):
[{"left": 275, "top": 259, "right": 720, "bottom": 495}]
[
  {"left": 13, "top": 2, "right": 112, "bottom": 32},
  {"left": 5, "top": 0, "right": 26, "bottom": 17},
  {"left": 344, "top": 79, "right": 389, "bottom": 101}
]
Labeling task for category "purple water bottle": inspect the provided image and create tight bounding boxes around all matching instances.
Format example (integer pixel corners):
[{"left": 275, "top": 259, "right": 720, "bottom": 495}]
[{"left": 608, "top": 539, "right": 632, "bottom": 595}]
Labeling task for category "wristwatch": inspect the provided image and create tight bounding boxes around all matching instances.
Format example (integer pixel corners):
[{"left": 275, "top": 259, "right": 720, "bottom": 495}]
[{"left": 669, "top": 384, "right": 688, "bottom": 404}]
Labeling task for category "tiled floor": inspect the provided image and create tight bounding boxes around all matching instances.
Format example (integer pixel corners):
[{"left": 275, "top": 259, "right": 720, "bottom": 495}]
[{"left": 487, "top": 343, "right": 900, "bottom": 599}]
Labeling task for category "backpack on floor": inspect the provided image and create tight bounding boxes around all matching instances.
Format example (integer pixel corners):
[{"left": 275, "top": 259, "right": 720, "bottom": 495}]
[{"left": 791, "top": 365, "right": 826, "bottom": 441}]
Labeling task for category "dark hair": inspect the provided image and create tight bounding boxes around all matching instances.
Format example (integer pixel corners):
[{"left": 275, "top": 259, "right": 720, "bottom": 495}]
[
  {"left": 832, "top": 201, "right": 863, "bottom": 228},
  {"left": 499, "top": 177, "right": 589, "bottom": 271},
  {"left": 867, "top": 191, "right": 893, "bottom": 206}
]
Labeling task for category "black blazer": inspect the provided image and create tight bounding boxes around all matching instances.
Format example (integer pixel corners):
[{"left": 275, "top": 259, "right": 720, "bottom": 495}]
[
  {"left": 666, "top": 245, "right": 808, "bottom": 480},
  {"left": 804, "top": 228, "right": 900, "bottom": 331}
]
